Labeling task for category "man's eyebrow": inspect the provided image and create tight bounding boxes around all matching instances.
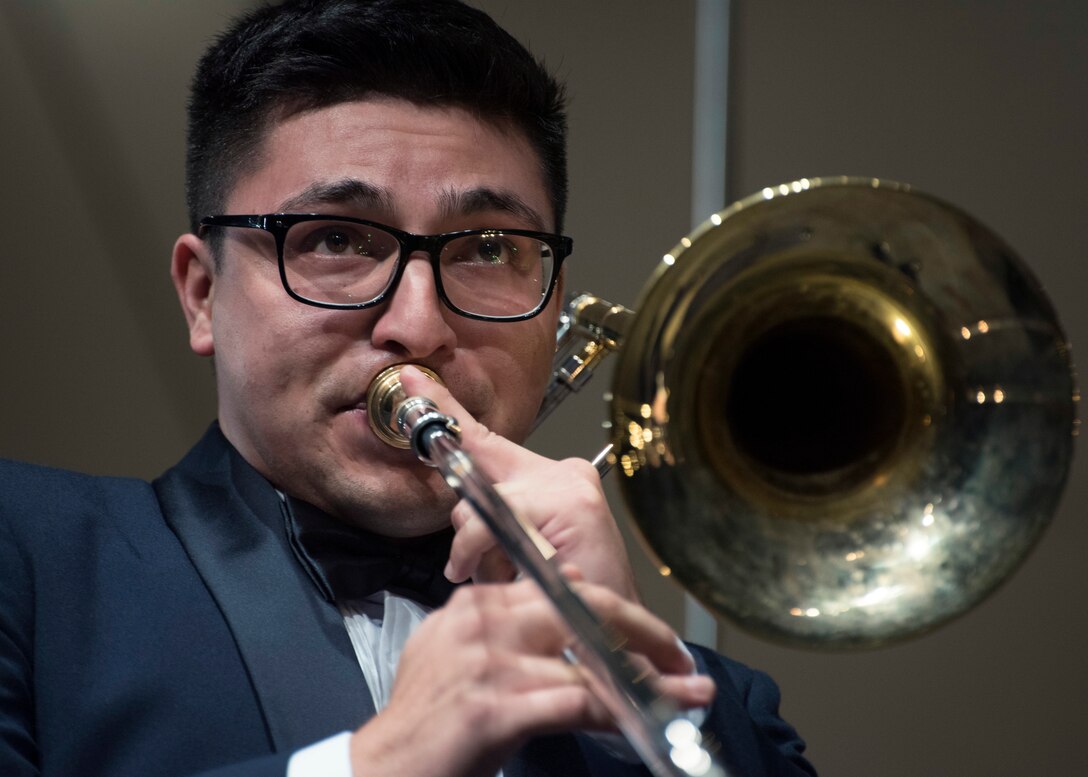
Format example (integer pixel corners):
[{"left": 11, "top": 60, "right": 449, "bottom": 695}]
[
  {"left": 440, "top": 187, "right": 549, "bottom": 232},
  {"left": 275, "top": 179, "right": 393, "bottom": 214}
]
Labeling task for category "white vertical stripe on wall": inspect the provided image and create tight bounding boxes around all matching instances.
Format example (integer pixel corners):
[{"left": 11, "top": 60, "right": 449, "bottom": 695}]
[{"left": 684, "top": 0, "right": 731, "bottom": 649}]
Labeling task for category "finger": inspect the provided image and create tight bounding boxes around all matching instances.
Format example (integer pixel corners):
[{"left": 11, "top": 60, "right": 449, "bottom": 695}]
[
  {"left": 468, "top": 577, "right": 693, "bottom": 680},
  {"left": 447, "top": 540, "right": 517, "bottom": 584},
  {"left": 444, "top": 575, "right": 541, "bottom": 603},
  {"left": 654, "top": 673, "right": 718, "bottom": 710},
  {"left": 572, "top": 583, "right": 696, "bottom": 676},
  {"left": 493, "top": 653, "right": 589, "bottom": 695},
  {"left": 444, "top": 482, "right": 557, "bottom": 585},
  {"left": 398, "top": 364, "right": 540, "bottom": 481},
  {"left": 448, "top": 496, "right": 558, "bottom": 584},
  {"left": 504, "top": 685, "right": 615, "bottom": 736},
  {"left": 446, "top": 502, "right": 496, "bottom": 582},
  {"left": 559, "top": 563, "right": 585, "bottom": 582},
  {"left": 447, "top": 496, "right": 527, "bottom": 583},
  {"left": 444, "top": 578, "right": 568, "bottom": 644},
  {"left": 397, "top": 364, "right": 492, "bottom": 453}
]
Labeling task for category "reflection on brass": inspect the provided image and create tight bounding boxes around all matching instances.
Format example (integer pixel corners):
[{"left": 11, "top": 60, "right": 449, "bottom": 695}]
[
  {"left": 595, "top": 177, "right": 1078, "bottom": 649},
  {"left": 366, "top": 364, "right": 442, "bottom": 448}
]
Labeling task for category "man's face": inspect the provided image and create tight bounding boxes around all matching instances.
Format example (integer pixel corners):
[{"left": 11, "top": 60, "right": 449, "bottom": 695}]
[{"left": 176, "top": 98, "right": 561, "bottom": 537}]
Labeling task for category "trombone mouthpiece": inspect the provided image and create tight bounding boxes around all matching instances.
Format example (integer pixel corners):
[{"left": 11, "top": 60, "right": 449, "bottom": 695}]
[{"left": 366, "top": 364, "right": 443, "bottom": 449}]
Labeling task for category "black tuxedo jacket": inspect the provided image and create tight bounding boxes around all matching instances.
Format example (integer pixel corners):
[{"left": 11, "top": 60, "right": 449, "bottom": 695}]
[{"left": 0, "top": 426, "right": 814, "bottom": 777}]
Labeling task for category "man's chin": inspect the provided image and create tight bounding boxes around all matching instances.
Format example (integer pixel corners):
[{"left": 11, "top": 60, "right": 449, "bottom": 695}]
[{"left": 318, "top": 469, "right": 458, "bottom": 538}]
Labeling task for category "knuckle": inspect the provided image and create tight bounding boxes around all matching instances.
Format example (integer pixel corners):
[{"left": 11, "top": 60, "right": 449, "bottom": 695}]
[
  {"left": 459, "top": 691, "right": 500, "bottom": 731},
  {"left": 578, "top": 582, "right": 620, "bottom": 618},
  {"left": 447, "top": 584, "right": 477, "bottom": 609},
  {"left": 559, "top": 457, "right": 600, "bottom": 483},
  {"left": 447, "top": 586, "right": 491, "bottom": 629},
  {"left": 450, "top": 501, "right": 472, "bottom": 529},
  {"left": 472, "top": 423, "right": 495, "bottom": 443},
  {"left": 558, "top": 461, "right": 606, "bottom": 504},
  {"left": 463, "top": 641, "right": 499, "bottom": 682}
]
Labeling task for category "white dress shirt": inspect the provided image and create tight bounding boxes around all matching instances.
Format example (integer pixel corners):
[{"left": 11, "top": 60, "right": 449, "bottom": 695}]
[{"left": 287, "top": 592, "right": 435, "bottom": 777}]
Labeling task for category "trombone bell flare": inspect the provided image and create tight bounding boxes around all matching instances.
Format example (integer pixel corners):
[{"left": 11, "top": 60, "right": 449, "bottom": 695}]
[{"left": 606, "top": 177, "right": 1077, "bottom": 649}]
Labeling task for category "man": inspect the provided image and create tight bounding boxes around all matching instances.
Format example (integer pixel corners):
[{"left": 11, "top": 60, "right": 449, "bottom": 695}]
[{"left": 0, "top": 1, "right": 815, "bottom": 775}]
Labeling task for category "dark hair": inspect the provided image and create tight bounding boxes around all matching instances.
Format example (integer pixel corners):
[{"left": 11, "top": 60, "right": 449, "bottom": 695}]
[{"left": 185, "top": 0, "right": 568, "bottom": 236}]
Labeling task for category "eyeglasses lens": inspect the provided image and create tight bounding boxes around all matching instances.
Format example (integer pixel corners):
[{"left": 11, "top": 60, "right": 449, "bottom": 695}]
[
  {"left": 282, "top": 220, "right": 554, "bottom": 317},
  {"left": 282, "top": 220, "right": 401, "bottom": 305},
  {"left": 439, "top": 232, "right": 554, "bottom": 318}
]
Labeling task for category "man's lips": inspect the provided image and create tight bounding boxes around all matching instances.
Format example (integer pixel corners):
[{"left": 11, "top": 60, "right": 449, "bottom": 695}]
[
  {"left": 332, "top": 363, "right": 483, "bottom": 428},
  {"left": 334, "top": 399, "right": 368, "bottom": 419}
]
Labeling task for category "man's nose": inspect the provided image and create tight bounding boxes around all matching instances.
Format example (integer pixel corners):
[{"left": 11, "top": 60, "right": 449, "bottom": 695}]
[{"left": 368, "top": 254, "right": 457, "bottom": 359}]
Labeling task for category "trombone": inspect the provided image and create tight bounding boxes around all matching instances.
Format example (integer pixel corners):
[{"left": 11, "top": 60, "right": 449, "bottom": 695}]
[{"left": 367, "top": 177, "right": 1078, "bottom": 773}]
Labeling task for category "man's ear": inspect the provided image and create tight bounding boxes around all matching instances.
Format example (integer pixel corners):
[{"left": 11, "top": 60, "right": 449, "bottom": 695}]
[{"left": 171, "top": 233, "right": 216, "bottom": 357}]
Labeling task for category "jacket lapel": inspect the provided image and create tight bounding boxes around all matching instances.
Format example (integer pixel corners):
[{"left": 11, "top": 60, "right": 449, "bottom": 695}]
[
  {"left": 154, "top": 427, "right": 630, "bottom": 775},
  {"left": 153, "top": 426, "right": 375, "bottom": 752}
]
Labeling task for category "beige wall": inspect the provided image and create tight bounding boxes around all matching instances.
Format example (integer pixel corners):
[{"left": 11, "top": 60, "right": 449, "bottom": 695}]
[{"left": 1, "top": 2, "right": 1085, "bottom": 776}]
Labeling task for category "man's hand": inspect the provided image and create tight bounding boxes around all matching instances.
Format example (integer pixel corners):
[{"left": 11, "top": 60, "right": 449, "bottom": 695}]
[
  {"left": 350, "top": 369, "right": 713, "bottom": 777},
  {"left": 347, "top": 578, "right": 716, "bottom": 777},
  {"left": 397, "top": 366, "right": 638, "bottom": 601}
]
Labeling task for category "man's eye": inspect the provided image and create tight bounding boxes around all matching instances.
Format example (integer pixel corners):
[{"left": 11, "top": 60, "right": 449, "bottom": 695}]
[
  {"left": 319, "top": 230, "right": 355, "bottom": 254},
  {"left": 471, "top": 236, "right": 515, "bottom": 264},
  {"left": 295, "top": 225, "right": 392, "bottom": 259}
]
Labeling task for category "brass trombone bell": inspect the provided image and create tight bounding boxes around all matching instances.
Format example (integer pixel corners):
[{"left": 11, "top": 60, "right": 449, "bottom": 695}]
[{"left": 604, "top": 177, "right": 1078, "bottom": 648}]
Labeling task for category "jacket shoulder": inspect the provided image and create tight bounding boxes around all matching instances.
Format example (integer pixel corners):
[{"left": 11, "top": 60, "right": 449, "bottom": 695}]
[
  {"left": 687, "top": 642, "right": 818, "bottom": 776},
  {"left": 0, "top": 458, "right": 157, "bottom": 536}
]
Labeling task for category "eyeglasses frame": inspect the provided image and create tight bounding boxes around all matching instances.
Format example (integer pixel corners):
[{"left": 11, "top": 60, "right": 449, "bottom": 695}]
[{"left": 198, "top": 213, "right": 572, "bottom": 322}]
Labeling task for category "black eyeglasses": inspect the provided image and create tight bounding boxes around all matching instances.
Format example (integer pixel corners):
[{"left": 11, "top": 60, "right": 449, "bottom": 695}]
[{"left": 198, "top": 214, "right": 572, "bottom": 322}]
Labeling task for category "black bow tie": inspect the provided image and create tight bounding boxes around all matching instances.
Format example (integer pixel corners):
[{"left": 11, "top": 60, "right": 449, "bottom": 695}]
[{"left": 281, "top": 495, "right": 459, "bottom": 608}]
